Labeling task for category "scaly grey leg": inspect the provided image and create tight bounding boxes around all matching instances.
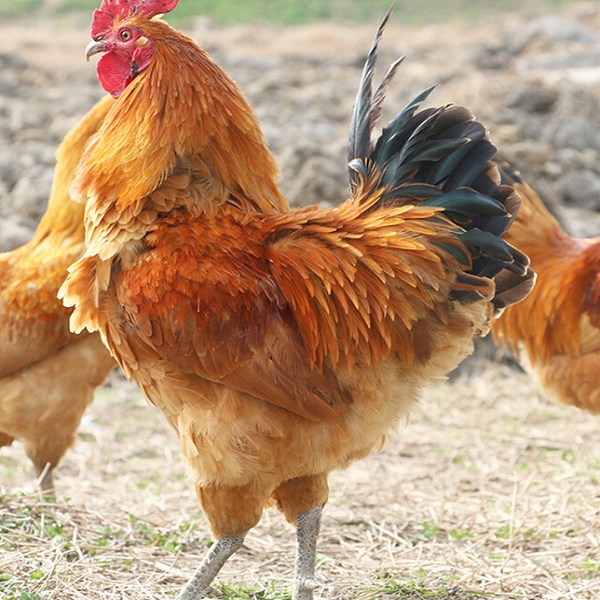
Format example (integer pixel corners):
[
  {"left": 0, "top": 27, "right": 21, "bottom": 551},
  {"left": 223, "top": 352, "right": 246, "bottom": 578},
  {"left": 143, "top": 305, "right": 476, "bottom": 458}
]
[
  {"left": 177, "top": 536, "right": 244, "bottom": 599},
  {"left": 293, "top": 504, "right": 323, "bottom": 600}
]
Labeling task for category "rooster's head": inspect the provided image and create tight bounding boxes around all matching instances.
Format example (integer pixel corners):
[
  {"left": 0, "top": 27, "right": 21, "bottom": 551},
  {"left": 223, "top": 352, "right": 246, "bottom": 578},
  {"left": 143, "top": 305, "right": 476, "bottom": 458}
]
[{"left": 86, "top": 0, "right": 178, "bottom": 98}]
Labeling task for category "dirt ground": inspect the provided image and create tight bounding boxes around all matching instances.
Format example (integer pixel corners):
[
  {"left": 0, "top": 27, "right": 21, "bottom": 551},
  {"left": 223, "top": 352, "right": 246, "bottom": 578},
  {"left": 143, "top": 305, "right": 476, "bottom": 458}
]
[
  {"left": 1, "top": 3, "right": 600, "bottom": 600},
  {"left": 2, "top": 367, "right": 600, "bottom": 599}
]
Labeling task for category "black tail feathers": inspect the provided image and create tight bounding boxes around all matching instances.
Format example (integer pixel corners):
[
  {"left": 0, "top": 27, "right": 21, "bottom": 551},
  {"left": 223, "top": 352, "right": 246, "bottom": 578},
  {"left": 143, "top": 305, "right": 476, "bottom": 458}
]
[{"left": 347, "top": 11, "right": 535, "bottom": 311}]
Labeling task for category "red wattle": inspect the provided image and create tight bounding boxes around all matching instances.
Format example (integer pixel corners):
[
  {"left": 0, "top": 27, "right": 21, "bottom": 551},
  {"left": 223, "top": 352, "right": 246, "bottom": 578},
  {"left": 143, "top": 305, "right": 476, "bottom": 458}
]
[{"left": 97, "top": 52, "right": 133, "bottom": 98}]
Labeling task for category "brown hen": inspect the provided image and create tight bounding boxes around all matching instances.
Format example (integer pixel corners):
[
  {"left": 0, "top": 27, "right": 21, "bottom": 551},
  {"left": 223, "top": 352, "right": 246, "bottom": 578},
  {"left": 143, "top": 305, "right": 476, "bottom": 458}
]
[
  {"left": 0, "top": 96, "right": 115, "bottom": 492},
  {"left": 493, "top": 162, "right": 600, "bottom": 412}
]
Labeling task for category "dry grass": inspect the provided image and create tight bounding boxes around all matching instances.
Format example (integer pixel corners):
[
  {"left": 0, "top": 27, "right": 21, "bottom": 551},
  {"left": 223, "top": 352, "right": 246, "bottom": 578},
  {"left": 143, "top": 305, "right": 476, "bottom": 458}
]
[{"left": 1, "top": 362, "right": 599, "bottom": 599}]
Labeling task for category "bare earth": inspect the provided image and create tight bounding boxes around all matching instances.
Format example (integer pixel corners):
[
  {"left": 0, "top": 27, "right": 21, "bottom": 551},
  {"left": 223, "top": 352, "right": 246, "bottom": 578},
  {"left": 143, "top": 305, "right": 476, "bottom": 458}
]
[{"left": 1, "top": 3, "right": 600, "bottom": 600}]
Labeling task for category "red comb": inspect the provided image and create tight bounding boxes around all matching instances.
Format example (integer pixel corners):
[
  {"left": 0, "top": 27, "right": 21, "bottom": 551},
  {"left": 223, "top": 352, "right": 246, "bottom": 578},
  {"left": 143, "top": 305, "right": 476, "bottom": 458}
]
[{"left": 91, "top": 0, "right": 178, "bottom": 38}]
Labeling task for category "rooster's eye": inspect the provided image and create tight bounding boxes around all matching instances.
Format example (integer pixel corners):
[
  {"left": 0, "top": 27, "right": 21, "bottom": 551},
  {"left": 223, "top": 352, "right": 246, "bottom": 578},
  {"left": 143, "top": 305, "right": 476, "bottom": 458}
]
[{"left": 120, "top": 29, "right": 132, "bottom": 42}]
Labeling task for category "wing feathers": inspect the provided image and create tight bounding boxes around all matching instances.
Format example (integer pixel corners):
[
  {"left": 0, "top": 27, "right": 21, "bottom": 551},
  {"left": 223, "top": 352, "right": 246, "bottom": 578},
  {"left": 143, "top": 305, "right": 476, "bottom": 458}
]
[{"left": 268, "top": 203, "right": 467, "bottom": 371}]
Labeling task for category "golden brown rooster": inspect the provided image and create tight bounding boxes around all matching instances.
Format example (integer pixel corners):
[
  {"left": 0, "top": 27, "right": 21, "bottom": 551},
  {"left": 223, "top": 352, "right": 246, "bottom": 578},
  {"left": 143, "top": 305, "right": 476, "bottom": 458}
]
[
  {"left": 60, "top": 1, "right": 534, "bottom": 597},
  {"left": 0, "top": 96, "right": 116, "bottom": 492},
  {"left": 493, "top": 163, "right": 600, "bottom": 413}
]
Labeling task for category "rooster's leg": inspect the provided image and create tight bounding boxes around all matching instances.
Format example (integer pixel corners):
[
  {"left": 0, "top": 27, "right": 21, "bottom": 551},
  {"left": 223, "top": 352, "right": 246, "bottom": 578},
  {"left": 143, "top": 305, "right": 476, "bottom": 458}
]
[
  {"left": 177, "top": 536, "right": 244, "bottom": 599},
  {"left": 271, "top": 474, "right": 328, "bottom": 600},
  {"left": 182, "top": 483, "right": 268, "bottom": 599},
  {"left": 35, "top": 465, "right": 55, "bottom": 496},
  {"left": 294, "top": 504, "right": 323, "bottom": 600},
  {"left": 0, "top": 432, "right": 14, "bottom": 448}
]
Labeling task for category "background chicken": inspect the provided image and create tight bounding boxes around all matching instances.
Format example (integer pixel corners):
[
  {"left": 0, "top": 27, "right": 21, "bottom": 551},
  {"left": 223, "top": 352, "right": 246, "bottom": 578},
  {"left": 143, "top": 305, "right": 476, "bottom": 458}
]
[
  {"left": 60, "top": 1, "right": 533, "bottom": 598},
  {"left": 0, "top": 95, "right": 116, "bottom": 492},
  {"left": 492, "top": 162, "right": 600, "bottom": 413}
]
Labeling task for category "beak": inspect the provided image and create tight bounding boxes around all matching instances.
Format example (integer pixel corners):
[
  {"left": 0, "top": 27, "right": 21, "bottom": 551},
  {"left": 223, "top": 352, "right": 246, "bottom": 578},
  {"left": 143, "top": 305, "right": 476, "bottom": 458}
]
[{"left": 85, "top": 40, "right": 107, "bottom": 61}]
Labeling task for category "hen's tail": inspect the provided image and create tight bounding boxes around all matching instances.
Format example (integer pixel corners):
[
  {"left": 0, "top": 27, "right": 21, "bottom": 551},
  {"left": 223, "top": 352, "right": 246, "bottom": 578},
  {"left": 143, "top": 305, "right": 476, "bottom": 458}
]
[
  {"left": 348, "top": 9, "right": 535, "bottom": 312},
  {"left": 495, "top": 159, "right": 567, "bottom": 242}
]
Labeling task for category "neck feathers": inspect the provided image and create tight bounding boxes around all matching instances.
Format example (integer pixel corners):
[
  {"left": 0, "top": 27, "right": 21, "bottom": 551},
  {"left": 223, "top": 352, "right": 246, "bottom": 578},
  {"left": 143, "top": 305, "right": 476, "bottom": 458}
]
[
  {"left": 33, "top": 95, "right": 115, "bottom": 246},
  {"left": 77, "top": 19, "right": 287, "bottom": 218}
]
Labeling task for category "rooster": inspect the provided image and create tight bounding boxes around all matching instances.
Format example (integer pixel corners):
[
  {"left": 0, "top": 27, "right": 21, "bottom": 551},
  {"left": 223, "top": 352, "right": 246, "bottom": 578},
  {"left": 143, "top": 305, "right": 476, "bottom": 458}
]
[
  {"left": 493, "top": 163, "right": 600, "bottom": 412},
  {"left": 0, "top": 96, "right": 116, "bottom": 492},
  {"left": 60, "top": 1, "right": 534, "bottom": 598}
]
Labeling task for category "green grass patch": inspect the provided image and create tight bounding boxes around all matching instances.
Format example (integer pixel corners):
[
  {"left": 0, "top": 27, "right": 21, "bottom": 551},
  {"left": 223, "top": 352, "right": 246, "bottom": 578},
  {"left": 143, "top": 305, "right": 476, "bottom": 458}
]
[
  {"left": 2, "top": 0, "right": 573, "bottom": 26},
  {"left": 127, "top": 513, "right": 198, "bottom": 553},
  {"left": 421, "top": 520, "right": 441, "bottom": 541},
  {"left": 0, "top": 0, "right": 41, "bottom": 17},
  {"left": 449, "top": 527, "right": 475, "bottom": 540},
  {"left": 89, "top": 513, "right": 207, "bottom": 554},
  {"left": 3, "top": 592, "right": 42, "bottom": 600},
  {"left": 572, "top": 557, "right": 600, "bottom": 580},
  {"left": 357, "top": 573, "right": 491, "bottom": 599},
  {"left": 216, "top": 581, "right": 292, "bottom": 600},
  {"left": 495, "top": 524, "right": 515, "bottom": 540},
  {"left": 417, "top": 519, "right": 474, "bottom": 543}
]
